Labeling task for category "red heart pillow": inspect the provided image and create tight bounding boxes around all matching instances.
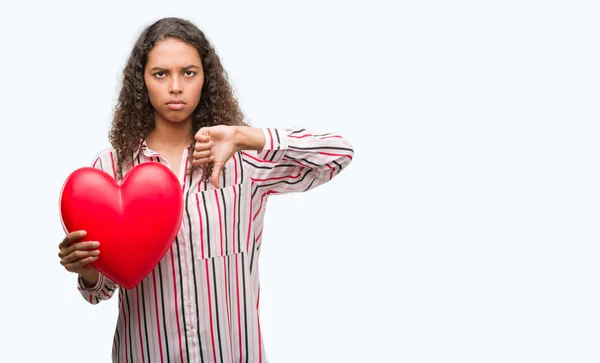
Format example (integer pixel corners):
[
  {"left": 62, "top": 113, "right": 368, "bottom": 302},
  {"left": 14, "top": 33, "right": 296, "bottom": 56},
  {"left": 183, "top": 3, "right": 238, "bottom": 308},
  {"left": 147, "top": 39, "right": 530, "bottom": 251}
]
[{"left": 59, "top": 162, "right": 183, "bottom": 289}]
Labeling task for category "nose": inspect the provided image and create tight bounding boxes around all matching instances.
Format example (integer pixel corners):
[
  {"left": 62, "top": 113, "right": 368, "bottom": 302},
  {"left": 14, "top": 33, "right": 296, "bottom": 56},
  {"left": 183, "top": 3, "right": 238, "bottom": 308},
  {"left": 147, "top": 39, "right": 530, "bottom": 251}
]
[{"left": 169, "top": 76, "right": 182, "bottom": 95}]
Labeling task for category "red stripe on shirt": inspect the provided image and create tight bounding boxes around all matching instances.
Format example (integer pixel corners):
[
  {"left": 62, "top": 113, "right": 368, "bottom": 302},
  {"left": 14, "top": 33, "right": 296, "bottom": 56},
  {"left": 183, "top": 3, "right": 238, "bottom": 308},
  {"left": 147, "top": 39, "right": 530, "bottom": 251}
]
[
  {"left": 120, "top": 296, "right": 130, "bottom": 363},
  {"left": 232, "top": 186, "right": 238, "bottom": 254},
  {"left": 242, "top": 152, "right": 277, "bottom": 164},
  {"left": 205, "top": 260, "right": 218, "bottom": 362},
  {"left": 196, "top": 194, "right": 206, "bottom": 259},
  {"left": 257, "top": 312, "right": 263, "bottom": 363},
  {"left": 152, "top": 270, "right": 165, "bottom": 363},
  {"left": 253, "top": 193, "right": 268, "bottom": 221},
  {"left": 136, "top": 286, "right": 146, "bottom": 363},
  {"left": 214, "top": 189, "right": 224, "bottom": 255},
  {"left": 250, "top": 172, "right": 302, "bottom": 182},
  {"left": 267, "top": 129, "right": 274, "bottom": 149},
  {"left": 288, "top": 134, "right": 313, "bottom": 139},
  {"left": 235, "top": 258, "right": 243, "bottom": 362},
  {"left": 169, "top": 247, "right": 185, "bottom": 363},
  {"left": 233, "top": 184, "right": 243, "bottom": 362},
  {"left": 246, "top": 192, "right": 254, "bottom": 252},
  {"left": 318, "top": 151, "right": 353, "bottom": 160},
  {"left": 109, "top": 151, "right": 117, "bottom": 179},
  {"left": 233, "top": 153, "right": 239, "bottom": 185},
  {"left": 181, "top": 155, "right": 189, "bottom": 193},
  {"left": 256, "top": 285, "right": 263, "bottom": 361},
  {"left": 224, "top": 259, "right": 233, "bottom": 359},
  {"left": 256, "top": 285, "right": 260, "bottom": 310},
  {"left": 325, "top": 163, "right": 334, "bottom": 180},
  {"left": 181, "top": 227, "right": 199, "bottom": 363}
]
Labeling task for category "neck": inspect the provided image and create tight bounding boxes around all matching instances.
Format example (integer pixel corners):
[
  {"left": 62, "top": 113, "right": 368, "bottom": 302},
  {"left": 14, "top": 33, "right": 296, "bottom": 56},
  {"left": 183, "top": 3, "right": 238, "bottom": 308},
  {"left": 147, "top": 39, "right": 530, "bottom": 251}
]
[{"left": 146, "top": 115, "right": 194, "bottom": 151}]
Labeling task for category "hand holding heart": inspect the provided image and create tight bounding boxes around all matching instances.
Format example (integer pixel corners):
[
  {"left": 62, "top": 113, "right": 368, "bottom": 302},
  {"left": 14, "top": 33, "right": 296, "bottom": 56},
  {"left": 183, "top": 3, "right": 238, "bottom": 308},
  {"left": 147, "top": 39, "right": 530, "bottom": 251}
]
[
  {"left": 58, "top": 230, "right": 100, "bottom": 287},
  {"left": 192, "top": 125, "right": 238, "bottom": 188}
]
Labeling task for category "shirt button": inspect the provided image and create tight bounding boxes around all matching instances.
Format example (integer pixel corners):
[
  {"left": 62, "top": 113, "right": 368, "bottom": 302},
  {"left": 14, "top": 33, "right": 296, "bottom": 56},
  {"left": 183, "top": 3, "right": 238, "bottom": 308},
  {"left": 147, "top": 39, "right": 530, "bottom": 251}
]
[
  {"left": 183, "top": 270, "right": 188, "bottom": 276},
  {"left": 187, "top": 302, "right": 192, "bottom": 307}
]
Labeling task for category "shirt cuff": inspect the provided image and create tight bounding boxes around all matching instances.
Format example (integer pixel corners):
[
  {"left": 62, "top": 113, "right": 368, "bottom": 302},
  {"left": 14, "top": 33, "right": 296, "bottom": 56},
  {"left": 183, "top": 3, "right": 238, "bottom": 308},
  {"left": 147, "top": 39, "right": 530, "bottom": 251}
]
[{"left": 261, "top": 128, "right": 288, "bottom": 151}]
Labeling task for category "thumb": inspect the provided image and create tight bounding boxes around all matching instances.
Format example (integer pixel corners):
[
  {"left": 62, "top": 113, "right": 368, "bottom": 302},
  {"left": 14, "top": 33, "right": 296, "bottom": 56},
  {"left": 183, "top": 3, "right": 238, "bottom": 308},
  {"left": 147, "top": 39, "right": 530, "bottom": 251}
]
[{"left": 211, "top": 162, "right": 223, "bottom": 189}]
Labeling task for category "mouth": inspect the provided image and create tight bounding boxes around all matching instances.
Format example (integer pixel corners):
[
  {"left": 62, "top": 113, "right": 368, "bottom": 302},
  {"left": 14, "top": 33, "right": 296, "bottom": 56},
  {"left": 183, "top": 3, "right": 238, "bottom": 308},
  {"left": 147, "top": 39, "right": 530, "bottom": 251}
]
[{"left": 166, "top": 100, "right": 186, "bottom": 110}]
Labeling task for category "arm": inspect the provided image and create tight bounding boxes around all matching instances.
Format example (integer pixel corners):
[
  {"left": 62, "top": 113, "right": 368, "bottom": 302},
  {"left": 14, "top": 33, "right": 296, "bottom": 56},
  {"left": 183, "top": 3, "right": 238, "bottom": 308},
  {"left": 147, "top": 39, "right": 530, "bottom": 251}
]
[{"left": 238, "top": 126, "right": 354, "bottom": 196}]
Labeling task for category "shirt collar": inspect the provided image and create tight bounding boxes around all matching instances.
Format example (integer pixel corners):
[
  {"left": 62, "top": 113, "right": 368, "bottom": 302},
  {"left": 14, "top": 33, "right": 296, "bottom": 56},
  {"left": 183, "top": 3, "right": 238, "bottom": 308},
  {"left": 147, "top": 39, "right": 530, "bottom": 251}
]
[
  {"left": 131, "top": 139, "right": 156, "bottom": 160},
  {"left": 131, "top": 138, "right": 192, "bottom": 159}
]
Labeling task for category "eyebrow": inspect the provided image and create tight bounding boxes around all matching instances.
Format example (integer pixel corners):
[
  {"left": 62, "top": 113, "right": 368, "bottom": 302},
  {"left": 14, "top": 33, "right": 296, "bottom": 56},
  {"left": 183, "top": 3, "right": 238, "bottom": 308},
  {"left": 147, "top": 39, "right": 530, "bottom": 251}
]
[{"left": 148, "top": 65, "right": 200, "bottom": 72}]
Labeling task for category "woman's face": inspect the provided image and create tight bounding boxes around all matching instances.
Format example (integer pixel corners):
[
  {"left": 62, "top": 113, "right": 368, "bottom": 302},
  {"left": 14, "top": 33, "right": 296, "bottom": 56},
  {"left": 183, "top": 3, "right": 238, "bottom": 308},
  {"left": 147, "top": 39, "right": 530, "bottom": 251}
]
[{"left": 144, "top": 37, "right": 204, "bottom": 125}]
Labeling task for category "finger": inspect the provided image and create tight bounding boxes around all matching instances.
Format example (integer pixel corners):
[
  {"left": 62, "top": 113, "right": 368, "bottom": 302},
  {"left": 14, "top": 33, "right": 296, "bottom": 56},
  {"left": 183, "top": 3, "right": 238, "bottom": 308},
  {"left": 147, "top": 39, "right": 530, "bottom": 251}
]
[
  {"left": 64, "top": 256, "right": 99, "bottom": 272},
  {"left": 62, "top": 249, "right": 100, "bottom": 264},
  {"left": 193, "top": 150, "right": 212, "bottom": 160},
  {"left": 61, "top": 240, "right": 100, "bottom": 257},
  {"left": 59, "top": 230, "right": 86, "bottom": 249},
  {"left": 191, "top": 156, "right": 213, "bottom": 167},
  {"left": 194, "top": 140, "right": 213, "bottom": 152},
  {"left": 59, "top": 241, "right": 99, "bottom": 258},
  {"left": 194, "top": 134, "right": 211, "bottom": 144}
]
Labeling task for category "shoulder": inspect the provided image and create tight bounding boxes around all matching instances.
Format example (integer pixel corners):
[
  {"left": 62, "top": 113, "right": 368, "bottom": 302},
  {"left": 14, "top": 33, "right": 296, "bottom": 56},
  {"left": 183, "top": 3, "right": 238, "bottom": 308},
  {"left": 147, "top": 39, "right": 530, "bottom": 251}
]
[{"left": 90, "top": 146, "right": 117, "bottom": 172}]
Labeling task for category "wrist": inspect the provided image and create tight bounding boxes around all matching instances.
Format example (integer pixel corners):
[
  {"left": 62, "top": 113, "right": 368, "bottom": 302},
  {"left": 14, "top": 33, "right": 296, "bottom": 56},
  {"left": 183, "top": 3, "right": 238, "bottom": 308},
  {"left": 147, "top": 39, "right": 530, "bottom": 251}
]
[
  {"left": 234, "top": 126, "right": 266, "bottom": 152},
  {"left": 79, "top": 270, "right": 99, "bottom": 289}
]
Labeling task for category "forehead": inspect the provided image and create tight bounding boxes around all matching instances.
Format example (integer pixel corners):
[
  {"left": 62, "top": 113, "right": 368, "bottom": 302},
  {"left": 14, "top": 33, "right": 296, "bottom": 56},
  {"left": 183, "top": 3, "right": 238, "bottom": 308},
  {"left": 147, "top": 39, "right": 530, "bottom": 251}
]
[{"left": 146, "top": 37, "right": 201, "bottom": 67}]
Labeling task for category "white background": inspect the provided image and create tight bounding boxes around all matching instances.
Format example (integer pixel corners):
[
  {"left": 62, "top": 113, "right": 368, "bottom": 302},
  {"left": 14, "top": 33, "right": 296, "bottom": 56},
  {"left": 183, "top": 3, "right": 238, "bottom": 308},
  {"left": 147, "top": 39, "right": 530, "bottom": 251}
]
[{"left": 0, "top": 0, "right": 599, "bottom": 362}]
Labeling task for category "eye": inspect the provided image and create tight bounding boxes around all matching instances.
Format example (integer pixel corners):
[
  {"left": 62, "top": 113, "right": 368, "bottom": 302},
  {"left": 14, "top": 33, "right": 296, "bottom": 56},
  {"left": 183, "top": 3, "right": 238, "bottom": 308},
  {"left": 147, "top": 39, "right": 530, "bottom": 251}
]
[
  {"left": 184, "top": 71, "right": 197, "bottom": 77},
  {"left": 153, "top": 71, "right": 166, "bottom": 78}
]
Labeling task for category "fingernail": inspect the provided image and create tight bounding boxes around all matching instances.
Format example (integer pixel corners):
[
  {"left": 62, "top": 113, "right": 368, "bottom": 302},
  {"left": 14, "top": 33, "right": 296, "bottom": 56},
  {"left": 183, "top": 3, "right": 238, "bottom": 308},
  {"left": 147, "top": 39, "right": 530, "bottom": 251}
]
[
  {"left": 92, "top": 250, "right": 100, "bottom": 255},
  {"left": 80, "top": 231, "right": 87, "bottom": 236},
  {"left": 92, "top": 242, "right": 100, "bottom": 247}
]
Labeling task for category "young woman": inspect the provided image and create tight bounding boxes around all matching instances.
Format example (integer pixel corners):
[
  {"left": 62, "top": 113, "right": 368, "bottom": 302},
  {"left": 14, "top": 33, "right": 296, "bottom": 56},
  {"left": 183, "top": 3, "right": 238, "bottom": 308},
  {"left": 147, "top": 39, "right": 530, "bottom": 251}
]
[{"left": 57, "top": 17, "right": 353, "bottom": 363}]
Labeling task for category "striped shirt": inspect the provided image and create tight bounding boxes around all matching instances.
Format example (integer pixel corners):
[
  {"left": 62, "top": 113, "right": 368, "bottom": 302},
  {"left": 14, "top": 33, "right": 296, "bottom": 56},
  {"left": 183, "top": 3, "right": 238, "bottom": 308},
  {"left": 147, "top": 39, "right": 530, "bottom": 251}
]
[{"left": 77, "top": 127, "right": 353, "bottom": 363}]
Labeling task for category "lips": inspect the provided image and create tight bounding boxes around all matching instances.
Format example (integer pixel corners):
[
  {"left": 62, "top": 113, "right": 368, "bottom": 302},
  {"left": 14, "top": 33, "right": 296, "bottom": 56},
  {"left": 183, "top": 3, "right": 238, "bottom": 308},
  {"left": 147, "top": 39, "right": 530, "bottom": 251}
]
[{"left": 166, "top": 100, "right": 186, "bottom": 110}]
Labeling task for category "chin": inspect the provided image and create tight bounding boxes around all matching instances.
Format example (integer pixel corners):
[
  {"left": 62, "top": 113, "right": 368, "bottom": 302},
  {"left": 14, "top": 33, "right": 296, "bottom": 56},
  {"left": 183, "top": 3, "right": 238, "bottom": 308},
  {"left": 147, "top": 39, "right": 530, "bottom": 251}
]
[
  {"left": 162, "top": 111, "right": 193, "bottom": 124},
  {"left": 168, "top": 117, "right": 191, "bottom": 123}
]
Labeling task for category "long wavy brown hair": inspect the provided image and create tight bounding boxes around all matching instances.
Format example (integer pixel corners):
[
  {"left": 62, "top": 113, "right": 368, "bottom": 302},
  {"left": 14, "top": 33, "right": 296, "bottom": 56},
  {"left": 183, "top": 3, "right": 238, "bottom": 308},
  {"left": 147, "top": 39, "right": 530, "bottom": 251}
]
[{"left": 109, "top": 17, "right": 246, "bottom": 180}]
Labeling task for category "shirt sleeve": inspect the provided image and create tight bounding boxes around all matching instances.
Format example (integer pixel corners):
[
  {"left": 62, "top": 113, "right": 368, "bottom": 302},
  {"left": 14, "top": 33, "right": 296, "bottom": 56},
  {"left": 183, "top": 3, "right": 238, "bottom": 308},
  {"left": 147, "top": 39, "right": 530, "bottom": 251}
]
[
  {"left": 75, "top": 149, "right": 120, "bottom": 304},
  {"left": 77, "top": 273, "right": 118, "bottom": 305},
  {"left": 241, "top": 127, "right": 354, "bottom": 198}
]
